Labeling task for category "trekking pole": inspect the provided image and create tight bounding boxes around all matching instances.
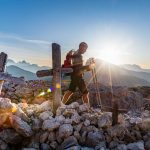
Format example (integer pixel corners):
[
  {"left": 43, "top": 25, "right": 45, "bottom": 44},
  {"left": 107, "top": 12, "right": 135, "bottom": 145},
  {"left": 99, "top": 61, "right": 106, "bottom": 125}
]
[
  {"left": 93, "top": 65, "right": 102, "bottom": 109},
  {"left": 90, "top": 58, "right": 102, "bottom": 108}
]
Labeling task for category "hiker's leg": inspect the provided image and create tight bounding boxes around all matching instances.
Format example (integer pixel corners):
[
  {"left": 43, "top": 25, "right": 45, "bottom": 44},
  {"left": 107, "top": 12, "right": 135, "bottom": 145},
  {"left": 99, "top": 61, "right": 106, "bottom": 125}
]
[
  {"left": 82, "top": 92, "right": 90, "bottom": 107},
  {"left": 62, "top": 90, "right": 73, "bottom": 104},
  {"left": 62, "top": 73, "right": 76, "bottom": 105},
  {"left": 78, "top": 78, "right": 90, "bottom": 107}
]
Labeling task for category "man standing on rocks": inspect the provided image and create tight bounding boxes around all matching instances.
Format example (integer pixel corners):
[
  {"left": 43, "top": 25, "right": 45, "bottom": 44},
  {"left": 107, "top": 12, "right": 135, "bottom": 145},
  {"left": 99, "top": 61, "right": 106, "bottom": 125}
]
[{"left": 62, "top": 42, "right": 92, "bottom": 108}]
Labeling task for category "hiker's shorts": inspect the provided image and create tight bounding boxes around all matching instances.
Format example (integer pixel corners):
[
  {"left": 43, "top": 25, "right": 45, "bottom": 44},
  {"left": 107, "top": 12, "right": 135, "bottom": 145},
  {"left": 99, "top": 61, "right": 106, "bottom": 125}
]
[{"left": 69, "top": 74, "right": 88, "bottom": 94}]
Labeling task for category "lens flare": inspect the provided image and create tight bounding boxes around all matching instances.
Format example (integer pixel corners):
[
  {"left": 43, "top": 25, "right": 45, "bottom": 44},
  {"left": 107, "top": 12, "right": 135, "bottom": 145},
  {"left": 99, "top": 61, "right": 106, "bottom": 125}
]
[
  {"left": 56, "top": 83, "right": 61, "bottom": 89},
  {"left": 47, "top": 88, "right": 52, "bottom": 93},
  {"left": 38, "top": 91, "right": 45, "bottom": 97}
]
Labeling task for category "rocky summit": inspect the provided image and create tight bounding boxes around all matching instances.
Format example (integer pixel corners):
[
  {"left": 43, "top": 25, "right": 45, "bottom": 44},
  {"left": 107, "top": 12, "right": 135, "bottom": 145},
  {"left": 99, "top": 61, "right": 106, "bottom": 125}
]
[
  {"left": 0, "top": 96, "right": 150, "bottom": 150},
  {"left": 0, "top": 80, "right": 150, "bottom": 150}
]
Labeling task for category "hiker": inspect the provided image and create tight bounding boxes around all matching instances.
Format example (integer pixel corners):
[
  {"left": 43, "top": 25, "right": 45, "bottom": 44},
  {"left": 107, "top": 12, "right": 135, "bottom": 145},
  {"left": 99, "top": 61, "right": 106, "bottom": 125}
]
[{"left": 62, "top": 42, "right": 92, "bottom": 108}]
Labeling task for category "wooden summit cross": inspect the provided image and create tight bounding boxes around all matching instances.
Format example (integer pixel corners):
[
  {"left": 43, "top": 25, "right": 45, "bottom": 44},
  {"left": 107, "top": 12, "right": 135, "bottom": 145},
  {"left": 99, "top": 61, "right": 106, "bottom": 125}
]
[
  {"left": 0, "top": 52, "right": 8, "bottom": 95},
  {"left": 36, "top": 43, "right": 73, "bottom": 113},
  {"left": 0, "top": 52, "right": 25, "bottom": 89}
]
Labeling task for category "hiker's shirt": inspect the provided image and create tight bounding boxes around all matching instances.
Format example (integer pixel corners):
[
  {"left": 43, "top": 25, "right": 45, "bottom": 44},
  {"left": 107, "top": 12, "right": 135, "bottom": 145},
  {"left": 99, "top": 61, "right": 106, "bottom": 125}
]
[{"left": 72, "top": 50, "right": 83, "bottom": 77}]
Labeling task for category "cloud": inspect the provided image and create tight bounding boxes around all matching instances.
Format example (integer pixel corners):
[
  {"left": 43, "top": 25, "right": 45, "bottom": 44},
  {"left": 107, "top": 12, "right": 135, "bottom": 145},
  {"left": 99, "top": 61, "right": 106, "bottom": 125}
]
[{"left": 0, "top": 32, "right": 51, "bottom": 45}]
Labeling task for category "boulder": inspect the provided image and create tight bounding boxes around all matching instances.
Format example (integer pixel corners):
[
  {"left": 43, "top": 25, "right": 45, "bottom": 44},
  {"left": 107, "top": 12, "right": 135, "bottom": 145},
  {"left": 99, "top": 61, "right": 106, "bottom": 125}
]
[
  {"left": 0, "top": 139, "right": 8, "bottom": 150},
  {"left": 86, "top": 131, "right": 105, "bottom": 147},
  {"left": 42, "top": 119, "right": 60, "bottom": 131},
  {"left": 9, "top": 115, "right": 33, "bottom": 137},
  {"left": 127, "top": 141, "right": 145, "bottom": 150},
  {"left": 58, "top": 136, "right": 78, "bottom": 150},
  {"left": 39, "top": 111, "right": 53, "bottom": 121},
  {"left": 0, "top": 128, "right": 22, "bottom": 144},
  {"left": 40, "top": 131, "right": 49, "bottom": 143},
  {"left": 40, "top": 143, "right": 51, "bottom": 150},
  {"left": 98, "top": 112, "right": 112, "bottom": 128},
  {"left": 145, "top": 139, "right": 150, "bottom": 150},
  {"left": 58, "top": 124, "right": 73, "bottom": 138}
]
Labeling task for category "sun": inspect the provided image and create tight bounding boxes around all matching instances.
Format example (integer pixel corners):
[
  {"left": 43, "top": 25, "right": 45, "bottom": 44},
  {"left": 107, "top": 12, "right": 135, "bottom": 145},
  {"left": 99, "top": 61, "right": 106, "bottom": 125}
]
[{"left": 99, "top": 49, "right": 122, "bottom": 65}]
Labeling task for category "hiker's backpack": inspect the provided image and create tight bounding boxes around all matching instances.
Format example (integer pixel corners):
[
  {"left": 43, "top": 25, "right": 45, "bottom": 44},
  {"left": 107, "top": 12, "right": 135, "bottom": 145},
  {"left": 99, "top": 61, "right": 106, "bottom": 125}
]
[{"left": 62, "top": 50, "right": 74, "bottom": 68}]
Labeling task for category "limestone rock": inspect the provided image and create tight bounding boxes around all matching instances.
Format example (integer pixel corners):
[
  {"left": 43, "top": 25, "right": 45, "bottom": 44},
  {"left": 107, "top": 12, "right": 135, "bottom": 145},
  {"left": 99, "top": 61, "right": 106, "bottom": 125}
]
[
  {"left": 0, "top": 128, "right": 22, "bottom": 144},
  {"left": 127, "top": 141, "right": 145, "bottom": 150},
  {"left": 86, "top": 131, "right": 105, "bottom": 147},
  {"left": 9, "top": 115, "right": 33, "bottom": 137},
  {"left": 58, "top": 136, "right": 78, "bottom": 150},
  {"left": 42, "top": 119, "right": 60, "bottom": 131},
  {"left": 98, "top": 112, "right": 112, "bottom": 128},
  {"left": 39, "top": 111, "right": 53, "bottom": 121},
  {"left": 58, "top": 124, "right": 73, "bottom": 138}
]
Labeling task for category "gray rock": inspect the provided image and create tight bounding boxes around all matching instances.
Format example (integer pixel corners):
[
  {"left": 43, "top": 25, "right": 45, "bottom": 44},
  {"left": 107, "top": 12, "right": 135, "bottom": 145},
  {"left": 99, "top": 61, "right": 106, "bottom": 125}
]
[
  {"left": 138, "top": 118, "right": 150, "bottom": 131},
  {"left": 0, "top": 128, "right": 22, "bottom": 144},
  {"left": 98, "top": 112, "right": 112, "bottom": 128},
  {"left": 40, "top": 131, "right": 49, "bottom": 143},
  {"left": 58, "top": 124, "right": 73, "bottom": 138},
  {"left": 84, "top": 119, "right": 90, "bottom": 126},
  {"left": 50, "top": 141, "right": 58, "bottom": 149},
  {"left": 0, "top": 139, "right": 8, "bottom": 150},
  {"left": 40, "top": 143, "right": 51, "bottom": 150},
  {"left": 64, "top": 118, "right": 73, "bottom": 124},
  {"left": 81, "top": 147, "right": 94, "bottom": 150},
  {"left": 117, "top": 144, "right": 127, "bottom": 150},
  {"left": 66, "top": 102, "right": 80, "bottom": 109},
  {"left": 65, "top": 146, "right": 81, "bottom": 150},
  {"left": 79, "top": 104, "right": 89, "bottom": 113},
  {"left": 56, "top": 106, "right": 66, "bottom": 116},
  {"left": 27, "top": 142, "right": 40, "bottom": 149},
  {"left": 58, "top": 136, "right": 78, "bottom": 150},
  {"left": 107, "top": 124, "right": 128, "bottom": 138},
  {"left": 15, "top": 87, "right": 32, "bottom": 98},
  {"left": 22, "top": 148, "right": 37, "bottom": 150},
  {"left": 109, "top": 141, "right": 119, "bottom": 149},
  {"left": 74, "top": 123, "right": 83, "bottom": 132},
  {"left": 71, "top": 112, "right": 81, "bottom": 124},
  {"left": 55, "top": 115, "right": 65, "bottom": 124},
  {"left": 129, "top": 117, "right": 142, "bottom": 124},
  {"left": 63, "top": 108, "right": 77, "bottom": 118},
  {"left": 10, "top": 115, "right": 33, "bottom": 137},
  {"left": 12, "top": 103, "right": 29, "bottom": 122},
  {"left": 86, "top": 131, "right": 104, "bottom": 147},
  {"left": 127, "top": 91, "right": 143, "bottom": 111},
  {"left": 42, "top": 119, "right": 60, "bottom": 131},
  {"left": 127, "top": 141, "right": 145, "bottom": 150},
  {"left": 95, "top": 141, "right": 106, "bottom": 150},
  {"left": 0, "top": 97, "right": 14, "bottom": 111},
  {"left": 39, "top": 111, "right": 53, "bottom": 121},
  {"left": 38, "top": 100, "right": 52, "bottom": 113},
  {"left": 80, "top": 131, "right": 87, "bottom": 145},
  {"left": 48, "top": 131, "right": 56, "bottom": 142},
  {"left": 145, "top": 139, "right": 150, "bottom": 150},
  {"left": 32, "top": 118, "right": 42, "bottom": 131},
  {"left": 74, "top": 131, "right": 81, "bottom": 141}
]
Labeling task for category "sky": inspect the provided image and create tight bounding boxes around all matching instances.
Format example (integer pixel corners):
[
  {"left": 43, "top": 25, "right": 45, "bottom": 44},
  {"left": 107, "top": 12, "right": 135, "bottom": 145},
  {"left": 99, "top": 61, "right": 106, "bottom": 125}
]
[{"left": 0, "top": 0, "right": 150, "bottom": 68}]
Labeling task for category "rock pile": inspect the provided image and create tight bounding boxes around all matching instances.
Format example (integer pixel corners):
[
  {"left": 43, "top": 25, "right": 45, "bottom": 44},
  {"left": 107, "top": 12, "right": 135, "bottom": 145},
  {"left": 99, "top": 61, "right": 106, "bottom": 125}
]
[
  {"left": 0, "top": 97, "right": 150, "bottom": 150},
  {"left": 1, "top": 80, "right": 52, "bottom": 104}
]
